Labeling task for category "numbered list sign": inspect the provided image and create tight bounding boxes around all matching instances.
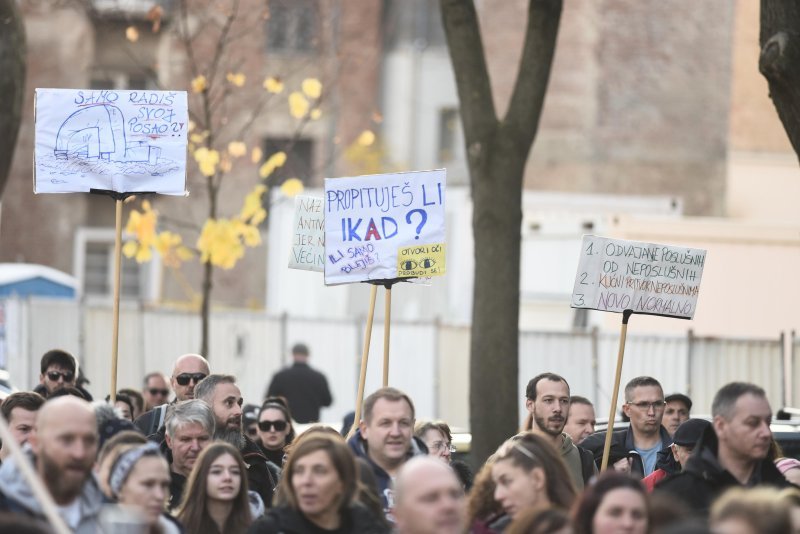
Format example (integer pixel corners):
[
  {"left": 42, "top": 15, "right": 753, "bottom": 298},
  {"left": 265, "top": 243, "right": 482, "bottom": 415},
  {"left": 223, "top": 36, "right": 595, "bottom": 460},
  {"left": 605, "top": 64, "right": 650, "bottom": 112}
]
[{"left": 571, "top": 235, "right": 706, "bottom": 319}]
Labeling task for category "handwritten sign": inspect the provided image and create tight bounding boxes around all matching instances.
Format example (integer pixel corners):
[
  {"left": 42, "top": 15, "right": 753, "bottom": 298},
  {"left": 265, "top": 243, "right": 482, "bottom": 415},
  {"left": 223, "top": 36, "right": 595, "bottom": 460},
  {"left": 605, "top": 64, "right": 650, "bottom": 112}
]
[
  {"left": 288, "top": 195, "right": 325, "bottom": 272},
  {"left": 324, "top": 169, "right": 446, "bottom": 285},
  {"left": 34, "top": 88, "right": 188, "bottom": 195},
  {"left": 571, "top": 235, "right": 706, "bottom": 319}
]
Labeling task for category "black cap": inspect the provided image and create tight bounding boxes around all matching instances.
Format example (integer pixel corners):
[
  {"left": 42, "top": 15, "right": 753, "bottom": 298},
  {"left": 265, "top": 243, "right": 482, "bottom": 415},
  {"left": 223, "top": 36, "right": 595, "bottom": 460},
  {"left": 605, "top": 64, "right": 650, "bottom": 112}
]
[
  {"left": 665, "top": 393, "right": 692, "bottom": 412},
  {"left": 243, "top": 404, "right": 260, "bottom": 425},
  {"left": 672, "top": 418, "right": 710, "bottom": 447}
]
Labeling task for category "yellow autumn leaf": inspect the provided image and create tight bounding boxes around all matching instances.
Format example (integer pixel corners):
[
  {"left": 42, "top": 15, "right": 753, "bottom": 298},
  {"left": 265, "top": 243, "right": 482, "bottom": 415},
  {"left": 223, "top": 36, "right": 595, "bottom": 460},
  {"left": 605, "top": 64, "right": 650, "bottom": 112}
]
[
  {"left": 191, "top": 75, "right": 207, "bottom": 94},
  {"left": 176, "top": 246, "right": 194, "bottom": 262},
  {"left": 126, "top": 26, "right": 139, "bottom": 43},
  {"left": 288, "top": 92, "right": 309, "bottom": 119},
  {"left": 226, "top": 72, "right": 246, "bottom": 87},
  {"left": 240, "top": 185, "right": 267, "bottom": 223},
  {"left": 134, "top": 244, "right": 153, "bottom": 263},
  {"left": 197, "top": 219, "right": 244, "bottom": 270},
  {"left": 251, "top": 147, "right": 263, "bottom": 164},
  {"left": 122, "top": 241, "right": 139, "bottom": 259},
  {"left": 258, "top": 151, "right": 287, "bottom": 179},
  {"left": 219, "top": 155, "right": 232, "bottom": 174},
  {"left": 280, "top": 178, "right": 304, "bottom": 197},
  {"left": 239, "top": 224, "right": 262, "bottom": 247},
  {"left": 263, "top": 77, "right": 284, "bottom": 94},
  {"left": 188, "top": 120, "right": 196, "bottom": 132},
  {"left": 301, "top": 78, "right": 322, "bottom": 99},
  {"left": 228, "top": 141, "right": 247, "bottom": 158},
  {"left": 357, "top": 130, "right": 375, "bottom": 147},
  {"left": 194, "top": 147, "right": 220, "bottom": 177},
  {"left": 190, "top": 131, "right": 208, "bottom": 144},
  {"left": 125, "top": 200, "right": 157, "bottom": 246},
  {"left": 310, "top": 108, "right": 322, "bottom": 120}
]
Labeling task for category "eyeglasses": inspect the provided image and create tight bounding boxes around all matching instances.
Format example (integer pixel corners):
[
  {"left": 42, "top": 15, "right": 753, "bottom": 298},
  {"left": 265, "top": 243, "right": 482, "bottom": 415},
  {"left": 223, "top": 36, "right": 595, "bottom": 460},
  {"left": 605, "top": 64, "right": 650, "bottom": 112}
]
[
  {"left": 429, "top": 441, "right": 457, "bottom": 453},
  {"left": 46, "top": 371, "right": 74, "bottom": 383},
  {"left": 627, "top": 401, "right": 666, "bottom": 411},
  {"left": 174, "top": 373, "right": 207, "bottom": 386},
  {"left": 258, "top": 420, "right": 288, "bottom": 432},
  {"left": 147, "top": 388, "right": 169, "bottom": 396}
]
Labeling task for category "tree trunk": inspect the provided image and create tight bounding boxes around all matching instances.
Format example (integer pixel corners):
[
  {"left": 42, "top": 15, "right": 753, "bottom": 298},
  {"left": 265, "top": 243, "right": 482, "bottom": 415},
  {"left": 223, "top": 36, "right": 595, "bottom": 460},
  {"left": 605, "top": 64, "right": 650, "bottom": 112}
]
[
  {"left": 760, "top": 1, "right": 800, "bottom": 161},
  {"left": 0, "top": 0, "right": 26, "bottom": 198},
  {"left": 441, "top": 0, "right": 562, "bottom": 466}
]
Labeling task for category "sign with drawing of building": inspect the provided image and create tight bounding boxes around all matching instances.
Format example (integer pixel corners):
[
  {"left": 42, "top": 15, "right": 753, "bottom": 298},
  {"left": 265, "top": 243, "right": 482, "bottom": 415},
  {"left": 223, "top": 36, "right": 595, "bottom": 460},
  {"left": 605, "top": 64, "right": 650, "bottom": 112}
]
[{"left": 34, "top": 88, "right": 188, "bottom": 195}]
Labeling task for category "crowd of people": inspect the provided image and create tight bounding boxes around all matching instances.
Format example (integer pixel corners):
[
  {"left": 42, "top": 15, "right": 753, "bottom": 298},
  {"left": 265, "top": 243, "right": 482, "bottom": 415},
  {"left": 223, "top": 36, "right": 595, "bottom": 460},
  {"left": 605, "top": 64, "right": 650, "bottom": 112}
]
[{"left": 0, "top": 346, "right": 798, "bottom": 533}]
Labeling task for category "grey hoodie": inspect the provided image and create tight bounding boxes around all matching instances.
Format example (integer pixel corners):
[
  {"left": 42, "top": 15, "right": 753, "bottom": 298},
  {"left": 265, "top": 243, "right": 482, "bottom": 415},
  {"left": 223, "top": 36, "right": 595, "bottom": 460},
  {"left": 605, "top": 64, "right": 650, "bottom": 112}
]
[{"left": 0, "top": 448, "right": 107, "bottom": 534}]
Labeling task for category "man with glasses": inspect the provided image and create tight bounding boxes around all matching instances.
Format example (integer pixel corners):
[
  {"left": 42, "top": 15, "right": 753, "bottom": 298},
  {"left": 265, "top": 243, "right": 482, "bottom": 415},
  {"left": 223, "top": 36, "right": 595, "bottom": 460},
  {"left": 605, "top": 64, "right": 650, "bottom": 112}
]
[
  {"left": 582, "top": 376, "right": 672, "bottom": 477},
  {"left": 35, "top": 349, "right": 77, "bottom": 397},
  {"left": 134, "top": 353, "right": 209, "bottom": 438},
  {"left": 141, "top": 372, "right": 172, "bottom": 411}
]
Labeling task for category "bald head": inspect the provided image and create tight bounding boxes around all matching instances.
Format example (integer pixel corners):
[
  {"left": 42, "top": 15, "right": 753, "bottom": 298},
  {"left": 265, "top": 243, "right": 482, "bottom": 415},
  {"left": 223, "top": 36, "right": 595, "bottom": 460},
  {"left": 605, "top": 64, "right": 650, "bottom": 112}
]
[
  {"left": 171, "top": 354, "right": 210, "bottom": 401},
  {"left": 395, "top": 457, "right": 465, "bottom": 534},
  {"left": 30, "top": 396, "right": 97, "bottom": 505}
]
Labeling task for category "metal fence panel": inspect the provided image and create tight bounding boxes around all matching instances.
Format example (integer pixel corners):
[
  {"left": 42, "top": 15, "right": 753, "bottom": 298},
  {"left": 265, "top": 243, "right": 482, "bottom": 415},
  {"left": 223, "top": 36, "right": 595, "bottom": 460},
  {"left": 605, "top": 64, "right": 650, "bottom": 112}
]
[{"left": 690, "top": 337, "right": 783, "bottom": 414}]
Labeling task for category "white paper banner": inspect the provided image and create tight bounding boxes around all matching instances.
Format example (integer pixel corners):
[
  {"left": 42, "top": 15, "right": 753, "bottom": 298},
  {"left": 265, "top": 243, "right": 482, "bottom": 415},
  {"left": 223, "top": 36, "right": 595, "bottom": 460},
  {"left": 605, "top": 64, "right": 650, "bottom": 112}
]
[
  {"left": 571, "top": 235, "right": 706, "bottom": 319},
  {"left": 288, "top": 195, "right": 325, "bottom": 272},
  {"left": 324, "top": 169, "right": 446, "bottom": 285},
  {"left": 34, "top": 88, "right": 188, "bottom": 195}
]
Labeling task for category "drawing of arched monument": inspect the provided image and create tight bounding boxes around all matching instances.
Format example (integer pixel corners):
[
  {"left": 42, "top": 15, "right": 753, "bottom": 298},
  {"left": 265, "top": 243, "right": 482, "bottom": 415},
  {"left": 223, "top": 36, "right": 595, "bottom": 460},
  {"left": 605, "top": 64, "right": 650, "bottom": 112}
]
[{"left": 54, "top": 104, "right": 161, "bottom": 164}]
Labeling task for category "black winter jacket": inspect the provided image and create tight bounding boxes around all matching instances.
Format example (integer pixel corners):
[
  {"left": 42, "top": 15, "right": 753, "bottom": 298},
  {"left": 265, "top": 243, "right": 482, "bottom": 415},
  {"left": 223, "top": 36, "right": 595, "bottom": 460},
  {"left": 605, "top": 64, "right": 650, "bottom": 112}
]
[
  {"left": 246, "top": 503, "right": 389, "bottom": 534},
  {"left": 655, "top": 425, "right": 793, "bottom": 515},
  {"left": 581, "top": 425, "right": 672, "bottom": 478}
]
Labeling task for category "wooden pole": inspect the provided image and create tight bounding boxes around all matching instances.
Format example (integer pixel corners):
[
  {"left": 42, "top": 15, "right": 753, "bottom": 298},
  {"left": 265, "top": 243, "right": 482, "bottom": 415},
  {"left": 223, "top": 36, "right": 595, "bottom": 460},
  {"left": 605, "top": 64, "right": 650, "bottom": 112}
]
[
  {"left": 349, "top": 284, "right": 378, "bottom": 438},
  {"left": 601, "top": 310, "right": 633, "bottom": 472},
  {"left": 0, "top": 416, "right": 71, "bottom": 534},
  {"left": 110, "top": 198, "right": 123, "bottom": 403},
  {"left": 382, "top": 286, "right": 392, "bottom": 387}
]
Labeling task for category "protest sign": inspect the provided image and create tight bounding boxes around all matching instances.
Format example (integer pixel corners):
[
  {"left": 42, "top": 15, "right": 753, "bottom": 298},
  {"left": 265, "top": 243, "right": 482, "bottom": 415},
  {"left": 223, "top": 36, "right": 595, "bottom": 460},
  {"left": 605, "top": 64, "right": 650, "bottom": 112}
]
[
  {"left": 324, "top": 169, "right": 446, "bottom": 285},
  {"left": 288, "top": 195, "right": 325, "bottom": 272},
  {"left": 571, "top": 235, "right": 706, "bottom": 320},
  {"left": 34, "top": 88, "right": 188, "bottom": 195}
]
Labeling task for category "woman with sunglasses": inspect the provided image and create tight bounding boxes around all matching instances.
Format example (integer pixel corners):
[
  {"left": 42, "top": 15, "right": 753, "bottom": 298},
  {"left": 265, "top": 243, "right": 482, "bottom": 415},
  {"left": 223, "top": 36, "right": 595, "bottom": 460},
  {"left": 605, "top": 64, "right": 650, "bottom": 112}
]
[
  {"left": 483, "top": 433, "right": 576, "bottom": 533},
  {"left": 257, "top": 397, "right": 296, "bottom": 467},
  {"left": 249, "top": 433, "right": 389, "bottom": 533}
]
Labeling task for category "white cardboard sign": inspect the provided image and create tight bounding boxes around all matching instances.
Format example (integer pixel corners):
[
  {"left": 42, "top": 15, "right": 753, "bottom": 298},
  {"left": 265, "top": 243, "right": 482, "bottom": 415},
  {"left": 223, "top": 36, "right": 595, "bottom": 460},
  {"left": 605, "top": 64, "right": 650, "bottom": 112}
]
[
  {"left": 288, "top": 195, "right": 325, "bottom": 272},
  {"left": 34, "top": 88, "right": 188, "bottom": 195},
  {"left": 571, "top": 235, "right": 706, "bottom": 319},
  {"left": 324, "top": 169, "right": 446, "bottom": 285}
]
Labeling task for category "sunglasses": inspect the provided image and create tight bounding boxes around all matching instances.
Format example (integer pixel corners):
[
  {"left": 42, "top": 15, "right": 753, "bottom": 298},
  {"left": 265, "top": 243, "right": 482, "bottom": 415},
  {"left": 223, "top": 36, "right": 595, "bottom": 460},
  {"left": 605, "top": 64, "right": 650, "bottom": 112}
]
[
  {"left": 258, "top": 420, "right": 288, "bottom": 432},
  {"left": 148, "top": 388, "right": 169, "bottom": 396},
  {"left": 174, "top": 373, "right": 207, "bottom": 386},
  {"left": 46, "top": 371, "right": 74, "bottom": 382}
]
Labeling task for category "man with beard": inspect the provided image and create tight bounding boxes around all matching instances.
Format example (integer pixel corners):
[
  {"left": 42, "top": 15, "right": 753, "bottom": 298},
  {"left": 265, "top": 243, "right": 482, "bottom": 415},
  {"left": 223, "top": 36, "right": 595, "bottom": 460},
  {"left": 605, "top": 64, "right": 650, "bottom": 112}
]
[
  {"left": 524, "top": 373, "right": 595, "bottom": 489},
  {"left": 582, "top": 376, "right": 672, "bottom": 477},
  {"left": 0, "top": 396, "right": 105, "bottom": 532},
  {"left": 163, "top": 399, "right": 214, "bottom": 509},
  {"left": 194, "top": 374, "right": 276, "bottom": 506}
]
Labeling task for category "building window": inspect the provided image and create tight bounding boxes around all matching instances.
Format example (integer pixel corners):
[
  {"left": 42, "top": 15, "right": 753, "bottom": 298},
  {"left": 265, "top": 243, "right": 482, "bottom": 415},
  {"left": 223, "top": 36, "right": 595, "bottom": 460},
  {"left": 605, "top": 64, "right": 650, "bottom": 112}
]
[
  {"left": 266, "top": 0, "right": 319, "bottom": 52},
  {"left": 263, "top": 137, "right": 315, "bottom": 185},
  {"left": 74, "top": 228, "right": 158, "bottom": 300}
]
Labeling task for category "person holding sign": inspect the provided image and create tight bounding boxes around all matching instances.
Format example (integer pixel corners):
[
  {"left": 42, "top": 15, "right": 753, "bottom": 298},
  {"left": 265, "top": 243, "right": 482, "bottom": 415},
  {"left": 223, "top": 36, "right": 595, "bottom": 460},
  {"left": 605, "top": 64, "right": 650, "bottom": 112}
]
[{"left": 581, "top": 377, "right": 672, "bottom": 478}]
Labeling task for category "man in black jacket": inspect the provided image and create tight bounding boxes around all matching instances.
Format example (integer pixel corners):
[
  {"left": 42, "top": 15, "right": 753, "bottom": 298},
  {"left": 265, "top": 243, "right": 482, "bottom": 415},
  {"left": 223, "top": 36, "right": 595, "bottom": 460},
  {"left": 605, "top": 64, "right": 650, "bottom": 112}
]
[
  {"left": 195, "top": 374, "right": 277, "bottom": 506},
  {"left": 581, "top": 376, "right": 672, "bottom": 477},
  {"left": 266, "top": 343, "right": 332, "bottom": 423},
  {"left": 656, "top": 382, "right": 792, "bottom": 514}
]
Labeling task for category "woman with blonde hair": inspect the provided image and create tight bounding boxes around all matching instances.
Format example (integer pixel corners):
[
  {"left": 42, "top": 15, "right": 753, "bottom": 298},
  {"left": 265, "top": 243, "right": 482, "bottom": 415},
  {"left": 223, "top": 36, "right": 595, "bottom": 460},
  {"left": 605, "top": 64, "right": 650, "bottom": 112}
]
[
  {"left": 249, "top": 432, "right": 388, "bottom": 533},
  {"left": 176, "top": 442, "right": 258, "bottom": 534}
]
